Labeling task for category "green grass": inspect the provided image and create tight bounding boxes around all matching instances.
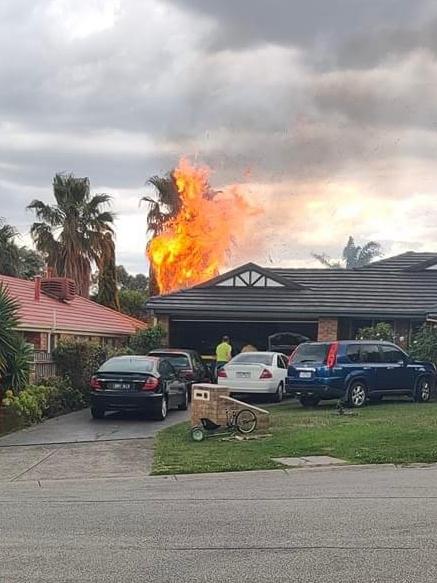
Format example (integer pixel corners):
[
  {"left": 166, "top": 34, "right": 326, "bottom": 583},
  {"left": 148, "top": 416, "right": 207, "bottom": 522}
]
[{"left": 152, "top": 399, "right": 437, "bottom": 475}]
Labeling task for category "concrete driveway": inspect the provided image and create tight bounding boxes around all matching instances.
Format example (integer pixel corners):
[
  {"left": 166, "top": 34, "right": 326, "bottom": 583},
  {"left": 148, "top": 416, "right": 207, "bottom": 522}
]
[
  {"left": 2, "top": 464, "right": 437, "bottom": 582},
  {"left": 0, "top": 407, "right": 189, "bottom": 480}
]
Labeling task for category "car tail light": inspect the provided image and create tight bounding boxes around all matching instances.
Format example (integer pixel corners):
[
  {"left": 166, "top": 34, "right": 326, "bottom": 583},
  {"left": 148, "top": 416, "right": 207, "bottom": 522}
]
[
  {"left": 142, "top": 376, "right": 159, "bottom": 391},
  {"left": 326, "top": 342, "right": 339, "bottom": 368},
  {"left": 90, "top": 376, "right": 102, "bottom": 391},
  {"left": 260, "top": 368, "right": 273, "bottom": 379},
  {"left": 217, "top": 369, "right": 227, "bottom": 378}
]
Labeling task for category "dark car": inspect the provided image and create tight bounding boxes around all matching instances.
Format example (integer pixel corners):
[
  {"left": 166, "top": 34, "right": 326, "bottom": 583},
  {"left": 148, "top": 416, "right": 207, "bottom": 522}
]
[
  {"left": 285, "top": 340, "right": 436, "bottom": 408},
  {"left": 90, "top": 355, "right": 188, "bottom": 420},
  {"left": 148, "top": 349, "right": 212, "bottom": 395}
]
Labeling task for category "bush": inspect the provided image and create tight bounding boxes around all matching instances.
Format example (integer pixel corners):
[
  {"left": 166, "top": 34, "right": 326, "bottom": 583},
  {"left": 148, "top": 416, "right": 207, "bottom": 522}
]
[
  {"left": 129, "top": 326, "right": 164, "bottom": 354},
  {"left": 356, "top": 322, "right": 394, "bottom": 342},
  {"left": 1, "top": 378, "right": 86, "bottom": 425},
  {"left": 409, "top": 325, "right": 437, "bottom": 363},
  {"left": 53, "top": 340, "right": 131, "bottom": 398}
]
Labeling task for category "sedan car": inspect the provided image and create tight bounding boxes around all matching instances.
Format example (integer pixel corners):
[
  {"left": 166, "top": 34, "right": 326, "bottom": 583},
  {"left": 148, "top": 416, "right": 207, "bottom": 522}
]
[
  {"left": 90, "top": 355, "right": 188, "bottom": 420},
  {"left": 148, "top": 349, "right": 212, "bottom": 396},
  {"left": 217, "top": 351, "right": 289, "bottom": 402}
]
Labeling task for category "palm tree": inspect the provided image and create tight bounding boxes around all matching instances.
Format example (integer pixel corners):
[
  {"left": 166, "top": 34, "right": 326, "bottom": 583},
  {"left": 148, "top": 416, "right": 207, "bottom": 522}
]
[
  {"left": 0, "top": 283, "right": 19, "bottom": 376},
  {"left": 313, "top": 236, "right": 382, "bottom": 269},
  {"left": 0, "top": 219, "right": 20, "bottom": 276},
  {"left": 96, "top": 233, "right": 120, "bottom": 311},
  {"left": 28, "top": 174, "right": 114, "bottom": 297},
  {"left": 141, "top": 173, "right": 181, "bottom": 296}
]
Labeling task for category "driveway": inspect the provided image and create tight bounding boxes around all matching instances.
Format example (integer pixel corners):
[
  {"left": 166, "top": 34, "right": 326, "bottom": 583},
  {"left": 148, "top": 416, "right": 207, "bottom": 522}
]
[
  {"left": 0, "top": 407, "right": 189, "bottom": 480},
  {"left": 2, "top": 464, "right": 437, "bottom": 582}
]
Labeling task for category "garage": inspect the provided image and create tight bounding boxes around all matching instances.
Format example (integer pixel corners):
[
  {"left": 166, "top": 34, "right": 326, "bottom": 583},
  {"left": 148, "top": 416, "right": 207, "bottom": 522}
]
[{"left": 170, "top": 319, "right": 318, "bottom": 356}]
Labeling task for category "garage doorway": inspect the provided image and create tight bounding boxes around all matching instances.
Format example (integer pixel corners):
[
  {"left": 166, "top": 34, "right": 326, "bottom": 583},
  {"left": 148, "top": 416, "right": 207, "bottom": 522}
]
[{"left": 170, "top": 320, "right": 318, "bottom": 356}]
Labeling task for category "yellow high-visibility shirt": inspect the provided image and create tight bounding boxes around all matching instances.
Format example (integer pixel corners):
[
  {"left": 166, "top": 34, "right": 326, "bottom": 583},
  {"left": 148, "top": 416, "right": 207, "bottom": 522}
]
[{"left": 216, "top": 342, "right": 231, "bottom": 362}]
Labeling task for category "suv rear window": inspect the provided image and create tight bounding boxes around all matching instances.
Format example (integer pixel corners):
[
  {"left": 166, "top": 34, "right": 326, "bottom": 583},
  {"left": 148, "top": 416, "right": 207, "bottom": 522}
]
[
  {"left": 290, "top": 343, "right": 330, "bottom": 364},
  {"left": 150, "top": 353, "right": 190, "bottom": 369}
]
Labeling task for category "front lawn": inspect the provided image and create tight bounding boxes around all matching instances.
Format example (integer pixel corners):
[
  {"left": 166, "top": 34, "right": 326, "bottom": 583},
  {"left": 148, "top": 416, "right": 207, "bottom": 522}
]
[{"left": 152, "top": 400, "right": 437, "bottom": 475}]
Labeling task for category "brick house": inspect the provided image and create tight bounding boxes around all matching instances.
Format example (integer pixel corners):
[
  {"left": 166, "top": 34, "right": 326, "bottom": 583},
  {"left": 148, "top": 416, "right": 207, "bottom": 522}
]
[
  {"left": 0, "top": 274, "right": 146, "bottom": 354},
  {"left": 146, "top": 252, "right": 437, "bottom": 355}
]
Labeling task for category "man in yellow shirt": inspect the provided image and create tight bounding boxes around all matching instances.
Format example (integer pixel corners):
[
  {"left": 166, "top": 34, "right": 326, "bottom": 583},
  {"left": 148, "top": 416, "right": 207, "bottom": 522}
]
[{"left": 215, "top": 335, "right": 232, "bottom": 376}]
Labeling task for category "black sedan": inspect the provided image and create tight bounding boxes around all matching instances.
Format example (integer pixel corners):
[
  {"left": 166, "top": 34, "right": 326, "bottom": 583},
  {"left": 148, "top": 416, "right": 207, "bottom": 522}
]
[{"left": 90, "top": 356, "right": 188, "bottom": 421}]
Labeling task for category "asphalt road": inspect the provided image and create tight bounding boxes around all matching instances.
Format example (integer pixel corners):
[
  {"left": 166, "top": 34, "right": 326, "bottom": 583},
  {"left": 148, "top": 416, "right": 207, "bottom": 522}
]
[{"left": 2, "top": 464, "right": 437, "bottom": 582}]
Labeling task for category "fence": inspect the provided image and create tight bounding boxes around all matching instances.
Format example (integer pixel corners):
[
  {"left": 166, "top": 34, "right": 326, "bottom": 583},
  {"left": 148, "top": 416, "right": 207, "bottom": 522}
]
[{"left": 31, "top": 351, "right": 58, "bottom": 382}]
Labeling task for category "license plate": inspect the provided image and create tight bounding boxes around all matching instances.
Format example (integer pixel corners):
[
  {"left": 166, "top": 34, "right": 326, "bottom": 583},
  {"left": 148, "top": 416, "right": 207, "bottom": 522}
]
[
  {"left": 110, "top": 383, "right": 131, "bottom": 390},
  {"left": 236, "top": 371, "right": 250, "bottom": 378},
  {"left": 299, "top": 371, "right": 312, "bottom": 379}
]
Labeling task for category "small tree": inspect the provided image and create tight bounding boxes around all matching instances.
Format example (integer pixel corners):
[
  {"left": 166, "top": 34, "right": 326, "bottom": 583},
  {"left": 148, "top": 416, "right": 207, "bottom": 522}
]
[
  {"left": 356, "top": 322, "right": 394, "bottom": 342},
  {"left": 129, "top": 326, "right": 164, "bottom": 354},
  {"left": 119, "top": 289, "right": 148, "bottom": 320},
  {"left": 96, "top": 234, "right": 120, "bottom": 311},
  {"left": 409, "top": 325, "right": 437, "bottom": 363}
]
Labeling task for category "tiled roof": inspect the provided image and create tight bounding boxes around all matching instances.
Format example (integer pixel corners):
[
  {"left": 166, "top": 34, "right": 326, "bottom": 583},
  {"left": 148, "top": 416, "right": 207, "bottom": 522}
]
[
  {"left": 0, "top": 275, "right": 146, "bottom": 335},
  {"left": 147, "top": 252, "right": 437, "bottom": 319}
]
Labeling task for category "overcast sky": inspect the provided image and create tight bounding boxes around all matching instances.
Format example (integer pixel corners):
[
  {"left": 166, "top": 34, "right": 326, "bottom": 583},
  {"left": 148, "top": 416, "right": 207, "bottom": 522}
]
[{"left": 2, "top": 0, "right": 437, "bottom": 273}]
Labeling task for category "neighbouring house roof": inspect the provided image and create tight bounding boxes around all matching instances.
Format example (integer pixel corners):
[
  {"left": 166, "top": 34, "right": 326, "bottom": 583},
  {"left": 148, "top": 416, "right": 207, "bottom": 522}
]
[
  {"left": 146, "top": 252, "right": 437, "bottom": 320},
  {"left": 0, "top": 275, "right": 146, "bottom": 336}
]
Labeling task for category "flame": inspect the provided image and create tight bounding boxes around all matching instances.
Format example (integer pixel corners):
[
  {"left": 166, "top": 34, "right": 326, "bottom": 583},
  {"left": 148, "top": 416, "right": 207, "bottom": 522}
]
[{"left": 148, "top": 158, "right": 258, "bottom": 294}]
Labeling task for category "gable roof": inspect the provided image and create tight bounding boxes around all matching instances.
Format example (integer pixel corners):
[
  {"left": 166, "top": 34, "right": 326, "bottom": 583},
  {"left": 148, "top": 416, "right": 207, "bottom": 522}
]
[
  {"left": 146, "top": 253, "right": 437, "bottom": 319},
  {"left": 196, "top": 263, "right": 305, "bottom": 290},
  {"left": 0, "top": 275, "right": 146, "bottom": 336}
]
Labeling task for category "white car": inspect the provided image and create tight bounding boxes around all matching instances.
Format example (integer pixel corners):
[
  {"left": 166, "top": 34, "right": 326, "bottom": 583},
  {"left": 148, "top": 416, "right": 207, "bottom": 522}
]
[{"left": 217, "top": 351, "right": 289, "bottom": 402}]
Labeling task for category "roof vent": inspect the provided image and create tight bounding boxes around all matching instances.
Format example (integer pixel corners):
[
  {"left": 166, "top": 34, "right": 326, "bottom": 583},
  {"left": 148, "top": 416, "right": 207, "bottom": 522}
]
[{"left": 41, "top": 278, "right": 76, "bottom": 302}]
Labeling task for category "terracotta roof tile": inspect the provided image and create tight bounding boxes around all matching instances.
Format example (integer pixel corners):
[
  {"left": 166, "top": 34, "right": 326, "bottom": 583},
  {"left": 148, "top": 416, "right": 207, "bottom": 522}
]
[{"left": 0, "top": 275, "right": 146, "bottom": 336}]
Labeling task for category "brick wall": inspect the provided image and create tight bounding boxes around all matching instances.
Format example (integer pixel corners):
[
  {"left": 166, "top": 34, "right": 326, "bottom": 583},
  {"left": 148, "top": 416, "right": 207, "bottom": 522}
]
[
  {"left": 317, "top": 318, "right": 339, "bottom": 342},
  {"left": 191, "top": 383, "right": 270, "bottom": 432},
  {"left": 157, "top": 315, "right": 170, "bottom": 345}
]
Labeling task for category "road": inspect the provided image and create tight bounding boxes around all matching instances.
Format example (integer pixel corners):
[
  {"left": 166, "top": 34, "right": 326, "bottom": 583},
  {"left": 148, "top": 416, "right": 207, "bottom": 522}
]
[{"left": 2, "top": 464, "right": 437, "bottom": 582}]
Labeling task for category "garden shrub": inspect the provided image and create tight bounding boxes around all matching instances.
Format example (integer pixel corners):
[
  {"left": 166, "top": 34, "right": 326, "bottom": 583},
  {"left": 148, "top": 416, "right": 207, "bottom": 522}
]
[
  {"left": 53, "top": 340, "right": 131, "bottom": 398},
  {"left": 356, "top": 322, "right": 394, "bottom": 342},
  {"left": 129, "top": 325, "right": 164, "bottom": 355},
  {"left": 409, "top": 325, "right": 437, "bottom": 364},
  {"left": 1, "top": 378, "right": 86, "bottom": 425}
]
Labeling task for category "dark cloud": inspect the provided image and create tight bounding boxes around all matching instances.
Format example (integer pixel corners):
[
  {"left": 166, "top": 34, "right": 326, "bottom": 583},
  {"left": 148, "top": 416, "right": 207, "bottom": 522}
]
[{"left": 165, "top": 0, "right": 426, "bottom": 53}]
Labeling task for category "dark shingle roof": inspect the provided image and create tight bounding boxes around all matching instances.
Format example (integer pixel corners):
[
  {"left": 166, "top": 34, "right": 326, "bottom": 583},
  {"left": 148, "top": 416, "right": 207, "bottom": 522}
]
[{"left": 146, "top": 252, "right": 437, "bottom": 319}]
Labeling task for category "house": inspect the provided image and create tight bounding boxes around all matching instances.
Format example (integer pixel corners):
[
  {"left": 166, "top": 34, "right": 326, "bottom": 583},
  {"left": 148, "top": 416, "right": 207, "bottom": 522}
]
[
  {"left": 0, "top": 274, "right": 146, "bottom": 353},
  {"left": 146, "top": 252, "right": 437, "bottom": 355}
]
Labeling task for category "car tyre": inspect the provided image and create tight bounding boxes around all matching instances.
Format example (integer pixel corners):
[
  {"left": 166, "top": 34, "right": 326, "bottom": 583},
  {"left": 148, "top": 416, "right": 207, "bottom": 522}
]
[
  {"left": 178, "top": 389, "right": 189, "bottom": 411},
  {"left": 414, "top": 377, "right": 432, "bottom": 403},
  {"left": 299, "top": 395, "right": 320, "bottom": 408},
  {"left": 154, "top": 396, "right": 168, "bottom": 421},
  {"left": 91, "top": 406, "right": 105, "bottom": 419},
  {"left": 347, "top": 381, "right": 368, "bottom": 408},
  {"left": 272, "top": 383, "right": 284, "bottom": 403}
]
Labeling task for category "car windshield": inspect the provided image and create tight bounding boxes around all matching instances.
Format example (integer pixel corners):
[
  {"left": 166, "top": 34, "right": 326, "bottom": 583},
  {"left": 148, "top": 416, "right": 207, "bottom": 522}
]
[
  {"left": 290, "top": 343, "right": 330, "bottom": 364},
  {"left": 99, "top": 357, "right": 156, "bottom": 373},
  {"left": 230, "top": 353, "right": 274, "bottom": 366}
]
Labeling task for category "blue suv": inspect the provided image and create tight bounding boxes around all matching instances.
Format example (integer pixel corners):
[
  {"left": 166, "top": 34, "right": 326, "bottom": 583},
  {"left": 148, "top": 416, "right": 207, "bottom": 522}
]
[{"left": 285, "top": 340, "right": 435, "bottom": 408}]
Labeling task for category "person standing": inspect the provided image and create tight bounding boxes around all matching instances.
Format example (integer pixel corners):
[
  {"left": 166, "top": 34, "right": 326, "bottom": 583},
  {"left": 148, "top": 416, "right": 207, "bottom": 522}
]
[{"left": 215, "top": 335, "right": 232, "bottom": 375}]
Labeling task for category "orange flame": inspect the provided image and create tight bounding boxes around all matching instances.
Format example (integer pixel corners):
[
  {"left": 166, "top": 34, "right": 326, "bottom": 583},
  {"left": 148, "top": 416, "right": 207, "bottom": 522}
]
[{"left": 148, "top": 158, "right": 258, "bottom": 294}]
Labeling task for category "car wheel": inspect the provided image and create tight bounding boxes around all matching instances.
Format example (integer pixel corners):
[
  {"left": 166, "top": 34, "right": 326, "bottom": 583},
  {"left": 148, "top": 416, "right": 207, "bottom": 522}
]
[
  {"left": 272, "top": 383, "right": 284, "bottom": 403},
  {"left": 347, "top": 381, "right": 368, "bottom": 408},
  {"left": 91, "top": 407, "right": 105, "bottom": 419},
  {"left": 178, "top": 389, "right": 189, "bottom": 411},
  {"left": 154, "top": 396, "right": 168, "bottom": 421},
  {"left": 299, "top": 395, "right": 320, "bottom": 408},
  {"left": 414, "top": 378, "right": 431, "bottom": 403}
]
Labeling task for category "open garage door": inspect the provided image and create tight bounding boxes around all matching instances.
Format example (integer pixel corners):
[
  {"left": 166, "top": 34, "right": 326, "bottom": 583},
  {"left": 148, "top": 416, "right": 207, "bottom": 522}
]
[{"left": 169, "top": 320, "right": 318, "bottom": 357}]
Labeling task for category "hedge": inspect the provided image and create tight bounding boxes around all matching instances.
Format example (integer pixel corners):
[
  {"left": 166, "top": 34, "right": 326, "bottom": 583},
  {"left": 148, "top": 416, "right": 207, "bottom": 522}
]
[{"left": 1, "top": 378, "right": 86, "bottom": 425}]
